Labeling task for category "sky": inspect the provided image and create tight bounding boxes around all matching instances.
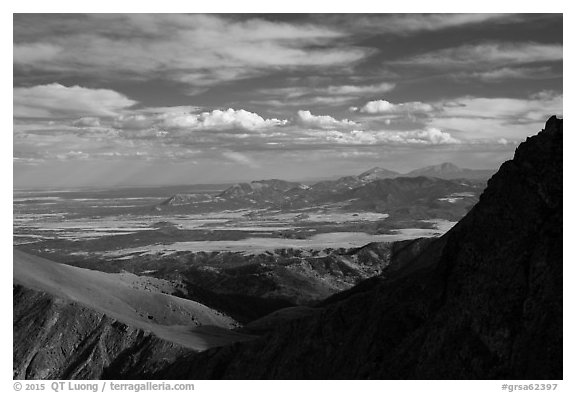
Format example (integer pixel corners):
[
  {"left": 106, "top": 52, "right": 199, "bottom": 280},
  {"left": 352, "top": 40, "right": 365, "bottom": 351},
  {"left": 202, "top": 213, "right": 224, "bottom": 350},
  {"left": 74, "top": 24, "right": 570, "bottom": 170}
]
[{"left": 13, "top": 13, "right": 563, "bottom": 188}]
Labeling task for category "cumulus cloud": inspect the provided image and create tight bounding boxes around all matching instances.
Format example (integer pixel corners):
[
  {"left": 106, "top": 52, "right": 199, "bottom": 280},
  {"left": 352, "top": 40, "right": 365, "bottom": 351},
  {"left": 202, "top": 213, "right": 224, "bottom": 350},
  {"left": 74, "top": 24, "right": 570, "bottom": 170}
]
[
  {"left": 106, "top": 107, "right": 289, "bottom": 145},
  {"left": 324, "top": 128, "right": 460, "bottom": 145},
  {"left": 14, "top": 83, "right": 137, "bottom": 118},
  {"left": 160, "top": 108, "right": 288, "bottom": 131},
  {"left": 356, "top": 100, "right": 435, "bottom": 115},
  {"left": 408, "top": 128, "right": 461, "bottom": 145},
  {"left": 296, "top": 110, "right": 357, "bottom": 129}
]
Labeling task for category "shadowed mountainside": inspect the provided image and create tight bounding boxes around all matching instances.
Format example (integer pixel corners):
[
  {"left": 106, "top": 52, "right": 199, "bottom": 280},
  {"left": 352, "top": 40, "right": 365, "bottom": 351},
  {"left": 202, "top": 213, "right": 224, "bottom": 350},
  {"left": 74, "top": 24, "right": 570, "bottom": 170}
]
[{"left": 148, "top": 116, "right": 562, "bottom": 379}]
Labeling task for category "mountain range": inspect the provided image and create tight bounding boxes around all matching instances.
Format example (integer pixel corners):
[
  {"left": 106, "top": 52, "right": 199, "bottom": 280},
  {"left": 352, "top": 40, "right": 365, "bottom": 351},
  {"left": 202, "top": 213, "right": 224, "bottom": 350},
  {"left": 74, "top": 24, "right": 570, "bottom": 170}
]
[
  {"left": 13, "top": 116, "right": 562, "bottom": 379},
  {"left": 156, "top": 163, "right": 491, "bottom": 217}
]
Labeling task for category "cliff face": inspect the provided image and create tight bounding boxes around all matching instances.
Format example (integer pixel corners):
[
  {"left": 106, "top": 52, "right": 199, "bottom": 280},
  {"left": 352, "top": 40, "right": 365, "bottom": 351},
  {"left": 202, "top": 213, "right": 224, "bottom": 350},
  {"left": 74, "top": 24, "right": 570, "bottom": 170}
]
[
  {"left": 13, "top": 285, "right": 189, "bottom": 380},
  {"left": 153, "top": 117, "right": 562, "bottom": 379}
]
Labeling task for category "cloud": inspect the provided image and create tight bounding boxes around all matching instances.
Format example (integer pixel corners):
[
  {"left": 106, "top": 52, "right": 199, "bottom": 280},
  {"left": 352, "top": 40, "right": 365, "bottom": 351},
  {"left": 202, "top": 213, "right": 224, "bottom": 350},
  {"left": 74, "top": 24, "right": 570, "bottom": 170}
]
[
  {"left": 72, "top": 117, "right": 101, "bottom": 128},
  {"left": 356, "top": 100, "right": 435, "bottom": 115},
  {"left": 14, "top": 106, "right": 291, "bottom": 163},
  {"left": 107, "top": 107, "right": 289, "bottom": 134},
  {"left": 55, "top": 150, "right": 90, "bottom": 160},
  {"left": 160, "top": 108, "right": 288, "bottom": 131},
  {"left": 114, "top": 114, "right": 156, "bottom": 130},
  {"left": 296, "top": 110, "right": 357, "bottom": 129},
  {"left": 352, "top": 92, "right": 563, "bottom": 141},
  {"left": 427, "top": 91, "right": 563, "bottom": 140},
  {"left": 341, "top": 13, "right": 514, "bottom": 35},
  {"left": 137, "top": 106, "right": 203, "bottom": 114},
  {"left": 395, "top": 42, "right": 562, "bottom": 68},
  {"left": 14, "top": 14, "right": 371, "bottom": 87},
  {"left": 105, "top": 108, "right": 289, "bottom": 149},
  {"left": 252, "top": 96, "right": 359, "bottom": 108},
  {"left": 14, "top": 42, "right": 62, "bottom": 64},
  {"left": 411, "top": 128, "right": 461, "bottom": 145},
  {"left": 461, "top": 66, "right": 558, "bottom": 81},
  {"left": 322, "top": 82, "right": 396, "bottom": 95},
  {"left": 14, "top": 83, "right": 137, "bottom": 119},
  {"left": 438, "top": 93, "right": 562, "bottom": 121},
  {"left": 14, "top": 119, "right": 107, "bottom": 137},
  {"left": 113, "top": 106, "right": 205, "bottom": 130},
  {"left": 252, "top": 82, "right": 396, "bottom": 108},
  {"left": 323, "top": 128, "right": 461, "bottom": 145},
  {"left": 383, "top": 14, "right": 511, "bottom": 33},
  {"left": 258, "top": 82, "right": 396, "bottom": 99}
]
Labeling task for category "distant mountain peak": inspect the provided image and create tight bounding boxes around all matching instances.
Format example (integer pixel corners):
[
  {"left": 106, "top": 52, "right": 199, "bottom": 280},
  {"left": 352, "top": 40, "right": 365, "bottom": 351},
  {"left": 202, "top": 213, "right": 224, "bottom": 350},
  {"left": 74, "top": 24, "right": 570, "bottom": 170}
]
[
  {"left": 405, "top": 162, "right": 494, "bottom": 180},
  {"left": 217, "top": 179, "right": 303, "bottom": 200},
  {"left": 358, "top": 167, "right": 399, "bottom": 180},
  {"left": 412, "top": 162, "right": 462, "bottom": 174},
  {"left": 438, "top": 162, "right": 461, "bottom": 171}
]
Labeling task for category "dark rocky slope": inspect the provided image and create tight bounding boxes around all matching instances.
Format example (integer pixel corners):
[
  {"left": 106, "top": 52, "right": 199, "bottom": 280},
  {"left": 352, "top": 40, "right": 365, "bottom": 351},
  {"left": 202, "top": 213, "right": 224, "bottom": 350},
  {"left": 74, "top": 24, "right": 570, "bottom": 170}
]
[
  {"left": 13, "top": 285, "right": 188, "bottom": 379},
  {"left": 150, "top": 116, "right": 562, "bottom": 379}
]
